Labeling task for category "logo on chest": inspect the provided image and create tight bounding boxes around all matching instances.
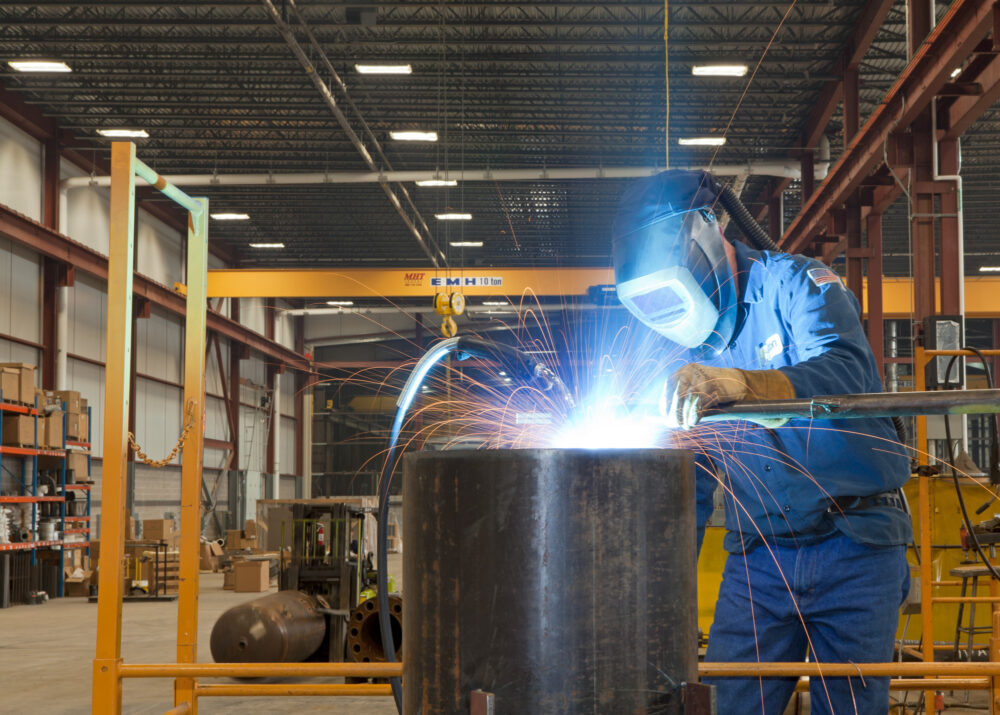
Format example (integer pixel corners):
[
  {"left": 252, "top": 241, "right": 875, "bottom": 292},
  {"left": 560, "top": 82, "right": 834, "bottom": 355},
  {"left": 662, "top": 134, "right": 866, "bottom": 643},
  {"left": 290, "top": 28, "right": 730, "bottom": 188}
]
[{"left": 757, "top": 333, "right": 783, "bottom": 366}]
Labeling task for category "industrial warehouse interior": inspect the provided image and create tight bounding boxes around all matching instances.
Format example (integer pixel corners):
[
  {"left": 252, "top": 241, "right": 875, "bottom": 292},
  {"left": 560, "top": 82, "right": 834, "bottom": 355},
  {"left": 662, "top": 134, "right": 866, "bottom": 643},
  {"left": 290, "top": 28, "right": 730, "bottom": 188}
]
[{"left": 4, "top": 1, "right": 1000, "bottom": 713}]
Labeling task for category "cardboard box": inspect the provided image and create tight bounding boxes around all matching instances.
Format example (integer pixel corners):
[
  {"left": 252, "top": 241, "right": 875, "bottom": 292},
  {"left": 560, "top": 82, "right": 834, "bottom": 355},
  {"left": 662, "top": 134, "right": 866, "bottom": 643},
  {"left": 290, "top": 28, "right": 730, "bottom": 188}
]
[
  {"left": 54, "top": 390, "right": 81, "bottom": 414},
  {"left": 80, "top": 397, "right": 88, "bottom": 412},
  {"left": 43, "top": 410, "right": 64, "bottom": 448},
  {"left": 200, "top": 542, "right": 221, "bottom": 572},
  {"left": 0, "top": 363, "right": 35, "bottom": 403},
  {"left": 67, "top": 450, "right": 90, "bottom": 481},
  {"left": 2, "top": 414, "right": 34, "bottom": 446},
  {"left": 66, "top": 413, "right": 82, "bottom": 441},
  {"left": 64, "top": 567, "right": 94, "bottom": 597},
  {"left": 244, "top": 520, "right": 258, "bottom": 539},
  {"left": 0, "top": 368, "right": 19, "bottom": 404},
  {"left": 222, "top": 567, "right": 236, "bottom": 590},
  {"left": 226, "top": 529, "right": 255, "bottom": 550},
  {"left": 143, "top": 519, "right": 175, "bottom": 541},
  {"left": 234, "top": 560, "right": 269, "bottom": 592}
]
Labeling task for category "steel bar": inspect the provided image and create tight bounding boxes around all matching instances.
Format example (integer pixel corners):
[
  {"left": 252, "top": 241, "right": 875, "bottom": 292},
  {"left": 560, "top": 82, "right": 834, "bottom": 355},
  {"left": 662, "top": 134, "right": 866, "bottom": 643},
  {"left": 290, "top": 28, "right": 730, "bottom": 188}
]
[
  {"left": 195, "top": 684, "right": 393, "bottom": 697},
  {"left": 698, "top": 662, "right": 1000, "bottom": 677},
  {"left": 799, "top": 678, "right": 989, "bottom": 691},
  {"left": 700, "top": 389, "right": 1000, "bottom": 423},
  {"left": 119, "top": 662, "right": 403, "bottom": 678}
]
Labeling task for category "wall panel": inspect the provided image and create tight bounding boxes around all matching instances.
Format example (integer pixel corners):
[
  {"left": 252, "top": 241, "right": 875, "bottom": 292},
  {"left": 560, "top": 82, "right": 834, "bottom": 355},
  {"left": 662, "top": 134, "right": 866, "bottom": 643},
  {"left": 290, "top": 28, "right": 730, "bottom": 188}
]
[{"left": 0, "top": 116, "right": 42, "bottom": 220}]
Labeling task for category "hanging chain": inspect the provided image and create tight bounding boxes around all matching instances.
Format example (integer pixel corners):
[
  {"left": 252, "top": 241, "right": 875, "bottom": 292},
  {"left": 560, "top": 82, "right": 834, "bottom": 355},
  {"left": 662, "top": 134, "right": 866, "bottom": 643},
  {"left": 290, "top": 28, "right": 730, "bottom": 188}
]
[{"left": 128, "top": 399, "right": 198, "bottom": 468}]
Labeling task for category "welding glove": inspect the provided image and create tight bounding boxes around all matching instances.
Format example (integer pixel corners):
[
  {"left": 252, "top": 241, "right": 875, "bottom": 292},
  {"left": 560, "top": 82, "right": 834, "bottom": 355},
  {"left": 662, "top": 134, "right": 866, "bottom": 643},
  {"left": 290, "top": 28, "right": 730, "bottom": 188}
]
[{"left": 662, "top": 363, "right": 796, "bottom": 430}]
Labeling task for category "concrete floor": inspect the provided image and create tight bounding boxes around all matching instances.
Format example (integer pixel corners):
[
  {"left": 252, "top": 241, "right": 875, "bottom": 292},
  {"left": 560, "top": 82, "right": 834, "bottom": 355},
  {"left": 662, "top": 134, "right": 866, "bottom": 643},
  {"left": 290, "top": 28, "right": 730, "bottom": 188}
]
[
  {"left": 0, "top": 552, "right": 991, "bottom": 714},
  {"left": 0, "top": 559, "right": 401, "bottom": 715}
]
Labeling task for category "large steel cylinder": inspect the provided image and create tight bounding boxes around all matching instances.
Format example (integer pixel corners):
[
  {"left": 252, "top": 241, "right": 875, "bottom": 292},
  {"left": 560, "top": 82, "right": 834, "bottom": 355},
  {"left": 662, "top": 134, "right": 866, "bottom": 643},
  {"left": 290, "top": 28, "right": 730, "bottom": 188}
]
[
  {"left": 403, "top": 448, "right": 697, "bottom": 714},
  {"left": 210, "top": 590, "right": 327, "bottom": 663}
]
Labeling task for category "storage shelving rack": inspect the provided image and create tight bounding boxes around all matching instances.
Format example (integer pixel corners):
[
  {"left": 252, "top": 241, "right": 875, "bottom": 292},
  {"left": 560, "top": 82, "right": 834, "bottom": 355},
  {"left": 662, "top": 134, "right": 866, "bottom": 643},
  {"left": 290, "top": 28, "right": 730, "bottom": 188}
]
[{"left": 0, "top": 395, "right": 92, "bottom": 599}]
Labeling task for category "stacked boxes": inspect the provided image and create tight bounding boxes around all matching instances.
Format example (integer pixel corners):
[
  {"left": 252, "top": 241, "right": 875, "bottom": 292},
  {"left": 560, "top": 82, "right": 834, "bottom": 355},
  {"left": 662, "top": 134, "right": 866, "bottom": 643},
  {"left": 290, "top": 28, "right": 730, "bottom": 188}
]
[
  {"left": 1, "top": 414, "right": 35, "bottom": 446},
  {"left": 0, "top": 363, "right": 35, "bottom": 404},
  {"left": 54, "top": 390, "right": 89, "bottom": 442}
]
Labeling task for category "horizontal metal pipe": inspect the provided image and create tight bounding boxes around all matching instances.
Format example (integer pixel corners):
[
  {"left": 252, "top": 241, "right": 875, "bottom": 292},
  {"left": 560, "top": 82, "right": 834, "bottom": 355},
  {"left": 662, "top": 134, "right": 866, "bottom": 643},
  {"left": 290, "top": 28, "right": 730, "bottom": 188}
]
[
  {"left": 134, "top": 159, "right": 204, "bottom": 216},
  {"left": 795, "top": 677, "right": 989, "bottom": 692},
  {"left": 62, "top": 162, "right": 820, "bottom": 190},
  {"left": 698, "top": 661, "right": 1000, "bottom": 677},
  {"left": 932, "top": 596, "right": 1000, "bottom": 603},
  {"left": 700, "top": 389, "right": 1000, "bottom": 422},
  {"left": 195, "top": 683, "right": 393, "bottom": 697},
  {"left": 119, "top": 662, "right": 402, "bottom": 679}
]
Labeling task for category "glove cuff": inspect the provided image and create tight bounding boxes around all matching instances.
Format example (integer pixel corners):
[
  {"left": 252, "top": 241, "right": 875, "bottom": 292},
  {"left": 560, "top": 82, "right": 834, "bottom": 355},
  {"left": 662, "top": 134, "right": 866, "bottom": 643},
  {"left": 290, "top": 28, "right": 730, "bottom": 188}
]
[{"left": 738, "top": 369, "right": 795, "bottom": 402}]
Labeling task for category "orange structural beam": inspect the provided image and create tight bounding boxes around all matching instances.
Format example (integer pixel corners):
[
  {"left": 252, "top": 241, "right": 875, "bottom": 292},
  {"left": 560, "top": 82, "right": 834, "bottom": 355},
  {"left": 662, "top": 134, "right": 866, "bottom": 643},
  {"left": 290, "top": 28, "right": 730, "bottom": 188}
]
[{"left": 208, "top": 269, "right": 1000, "bottom": 317}]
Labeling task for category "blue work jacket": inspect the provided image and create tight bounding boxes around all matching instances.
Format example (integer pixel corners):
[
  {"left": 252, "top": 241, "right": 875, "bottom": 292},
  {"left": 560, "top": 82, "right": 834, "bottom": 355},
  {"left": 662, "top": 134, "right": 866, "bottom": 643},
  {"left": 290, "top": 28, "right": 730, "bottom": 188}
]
[{"left": 678, "top": 242, "right": 912, "bottom": 554}]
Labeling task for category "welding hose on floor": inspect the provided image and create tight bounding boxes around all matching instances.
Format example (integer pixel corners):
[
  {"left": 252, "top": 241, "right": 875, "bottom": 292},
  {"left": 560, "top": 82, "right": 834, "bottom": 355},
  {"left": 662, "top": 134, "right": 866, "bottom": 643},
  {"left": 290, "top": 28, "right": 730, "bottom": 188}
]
[{"left": 376, "top": 336, "right": 574, "bottom": 713}]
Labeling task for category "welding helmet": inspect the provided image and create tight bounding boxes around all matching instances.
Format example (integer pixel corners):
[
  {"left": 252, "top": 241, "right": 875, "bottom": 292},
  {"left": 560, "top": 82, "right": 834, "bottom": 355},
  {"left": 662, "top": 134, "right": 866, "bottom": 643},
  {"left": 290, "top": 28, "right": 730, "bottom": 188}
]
[{"left": 612, "top": 170, "right": 738, "bottom": 358}]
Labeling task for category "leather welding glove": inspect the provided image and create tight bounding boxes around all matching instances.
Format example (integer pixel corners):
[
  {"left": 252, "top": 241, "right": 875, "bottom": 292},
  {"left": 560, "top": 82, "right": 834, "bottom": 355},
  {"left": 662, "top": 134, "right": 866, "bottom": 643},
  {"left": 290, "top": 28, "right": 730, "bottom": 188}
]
[{"left": 663, "top": 363, "right": 796, "bottom": 430}]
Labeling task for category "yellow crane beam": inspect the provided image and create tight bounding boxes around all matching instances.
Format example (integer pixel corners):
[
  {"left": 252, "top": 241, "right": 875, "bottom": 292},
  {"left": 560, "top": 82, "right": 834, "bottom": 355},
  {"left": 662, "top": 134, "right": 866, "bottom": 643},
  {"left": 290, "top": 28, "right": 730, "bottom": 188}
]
[{"left": 206, "top": 268, "right": 1000, "bottom": 318}]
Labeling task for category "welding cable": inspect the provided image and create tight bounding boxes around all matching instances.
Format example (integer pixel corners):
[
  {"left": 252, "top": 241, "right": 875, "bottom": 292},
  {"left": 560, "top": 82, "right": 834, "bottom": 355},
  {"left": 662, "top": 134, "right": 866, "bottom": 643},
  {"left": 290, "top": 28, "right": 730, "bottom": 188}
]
[
  {"left": 942, "top": 352, "right": 1000, "bottom": 583},
  {"left": 714, "top": 180, "right": 782, "bottom": 253},
  {"left": 375, "top": 337, "right": 574, "bottom": 713}
]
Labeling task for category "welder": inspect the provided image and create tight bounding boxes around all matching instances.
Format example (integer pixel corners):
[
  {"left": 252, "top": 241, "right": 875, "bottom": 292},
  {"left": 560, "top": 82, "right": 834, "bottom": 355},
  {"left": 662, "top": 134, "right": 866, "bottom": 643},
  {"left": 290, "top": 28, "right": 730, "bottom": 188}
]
[{"left": 612, "top": 170, "right": 911, "bottom": 715}]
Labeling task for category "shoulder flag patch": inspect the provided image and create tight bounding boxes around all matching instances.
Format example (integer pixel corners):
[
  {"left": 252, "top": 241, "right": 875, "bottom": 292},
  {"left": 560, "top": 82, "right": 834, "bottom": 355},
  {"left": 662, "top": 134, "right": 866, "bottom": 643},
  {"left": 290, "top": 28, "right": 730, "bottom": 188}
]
[{"left": 807, "top": 267, "right": 843, "bottom": 288}]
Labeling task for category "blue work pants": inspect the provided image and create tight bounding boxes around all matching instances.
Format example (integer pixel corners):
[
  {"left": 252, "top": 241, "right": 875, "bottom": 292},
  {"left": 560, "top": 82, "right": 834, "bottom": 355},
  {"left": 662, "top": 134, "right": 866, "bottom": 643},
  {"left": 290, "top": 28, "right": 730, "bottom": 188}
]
[{"left": 703, "top": 531, "right": 910, "bottom": 715}]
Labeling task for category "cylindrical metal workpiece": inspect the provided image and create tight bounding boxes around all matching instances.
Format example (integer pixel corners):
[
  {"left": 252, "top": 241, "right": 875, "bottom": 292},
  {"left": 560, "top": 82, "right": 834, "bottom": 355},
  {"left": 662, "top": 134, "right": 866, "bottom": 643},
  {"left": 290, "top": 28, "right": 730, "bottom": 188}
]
[
  {"left": 210, "top": 590, "right": 327, "bottom": 664},
  {"left": 403, "top": 448, "right": 697, "bottom": 714}
]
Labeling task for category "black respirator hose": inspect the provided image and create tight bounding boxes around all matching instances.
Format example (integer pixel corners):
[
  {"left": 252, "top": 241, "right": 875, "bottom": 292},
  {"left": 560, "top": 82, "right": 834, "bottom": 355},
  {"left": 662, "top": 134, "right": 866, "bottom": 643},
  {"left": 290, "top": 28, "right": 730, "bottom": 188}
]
[{"left": 715, "top": 181, "right": 783, "bottom": 253}]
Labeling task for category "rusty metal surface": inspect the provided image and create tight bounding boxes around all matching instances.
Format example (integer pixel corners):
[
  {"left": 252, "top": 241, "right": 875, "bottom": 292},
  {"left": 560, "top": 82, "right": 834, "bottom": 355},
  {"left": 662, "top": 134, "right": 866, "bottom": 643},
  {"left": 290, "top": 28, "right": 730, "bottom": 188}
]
[
  {"left": 347, "top": 595, "right": 403, "bottom": 663},
  {"left": 402, "top": 448, "right": 697, "bottom": 714},
  {"left": 210, "top": 590, "right": 327, "bottom": 664}
]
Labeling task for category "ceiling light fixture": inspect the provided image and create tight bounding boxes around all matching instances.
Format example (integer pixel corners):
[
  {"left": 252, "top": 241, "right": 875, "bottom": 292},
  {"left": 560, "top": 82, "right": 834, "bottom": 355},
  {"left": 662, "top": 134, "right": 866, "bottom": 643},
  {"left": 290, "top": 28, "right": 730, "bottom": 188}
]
[
  {"left": 450, "top": 241, "right": 482, "bottom": 247},
  {"left": 951, "top": 67, "right": 962, "bottom": 79},
  {"left": 437, "top": 213, "right": 473, "bottom": 221},
  {"left": 692, "top": 64, "right": 748, "bottom": 77},
  {"left": 249, "top": 242, "right": 285, "bottom": 248},
  {"left": 326, "top": 300, "right": 355, "bottom": 306},
  {"left": 482, "top": 300, "right": 509, "bottom": 306},
  {"left": 678, "top": 137, "right": 726, "bottom": 146},
  {"left": 8, "top": 60, "right": 72, "bottom": 73},
  {"left": 390, "top": 130, "right": 438, "bottom": 142},
  {"left": 97, "top": 128, "right": 149, "bottom": 138},
  {"left": 416, "top": 179, "right": 458, "bottom": 187},
  {"left": 979, "top": 266, "right": 1000, "bottom": 272},
  {"left": 210, "top": 212, "right": 250, "bottom": 220},
  {"left": 355, "top": 64, "right": 412, "bottom": 75}
]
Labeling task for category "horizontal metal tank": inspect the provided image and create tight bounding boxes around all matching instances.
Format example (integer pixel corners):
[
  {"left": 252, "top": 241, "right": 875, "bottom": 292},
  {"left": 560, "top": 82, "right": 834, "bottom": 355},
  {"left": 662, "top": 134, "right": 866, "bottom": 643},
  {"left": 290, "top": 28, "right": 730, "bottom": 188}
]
[
  {"left": 403, "top": 448, "right": 697, "bottom": 714},
  {"left": 210, "top": 590, "right": 327, "bottom": 663}
]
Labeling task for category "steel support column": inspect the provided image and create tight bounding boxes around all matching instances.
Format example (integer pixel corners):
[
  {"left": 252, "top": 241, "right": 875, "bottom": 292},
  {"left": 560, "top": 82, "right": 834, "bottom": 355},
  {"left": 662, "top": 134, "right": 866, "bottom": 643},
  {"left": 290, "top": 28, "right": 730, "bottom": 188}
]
[
  {"left": 938, "top": 137, "right": 963, "bottom": 316},
  {"left": 844, "top": 65, "right": 864, "bottom": 302},
  {"left": 175, "top": 199, "right": 209, "bottom": 713},
  {"left": 768, "top": 186, "right": 783, "bottom": 243},
  {"left": 92, "top": 141, "right": 138, "bottom": 715},
  {"left": 866, "top": 214, "right": 886, "bottom": 380}
]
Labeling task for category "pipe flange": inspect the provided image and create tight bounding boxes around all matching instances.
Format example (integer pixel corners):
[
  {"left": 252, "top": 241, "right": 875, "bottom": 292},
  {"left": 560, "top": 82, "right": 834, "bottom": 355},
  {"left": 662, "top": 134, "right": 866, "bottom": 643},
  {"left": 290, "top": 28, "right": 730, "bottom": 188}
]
[{"left": 347, "top": 595, "right": 402, "bottom": 663}]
